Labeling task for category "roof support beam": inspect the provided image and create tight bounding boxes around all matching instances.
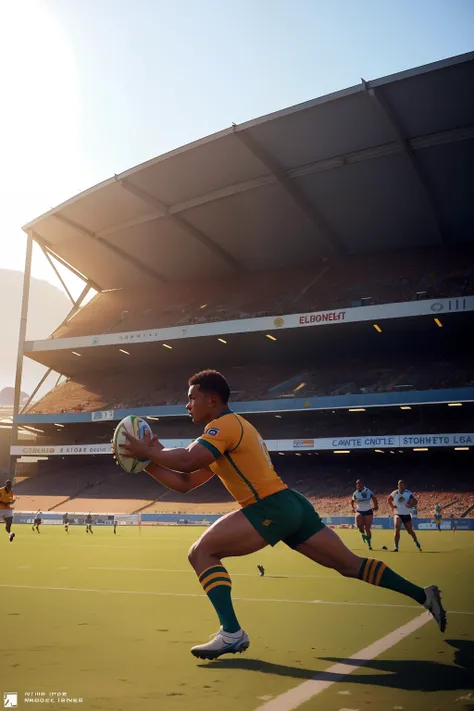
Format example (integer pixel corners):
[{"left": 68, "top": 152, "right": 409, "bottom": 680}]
[
  {"left": 52, "top": 213, "right": 169, "bottom": 284},
  {"left": 19, "top": 368, "right": 52, "bottom": 414},
  {"left": 32, "top": 233, "right": 103, "bottom": 293},
  {"left": 50, "top": 283, "right": 93, "bottom": 339},
  {"left": 363, "top": 80, "right": 446, "bottom": 244},
  {"left": 232, "top": 125, "right": 342, "bottom": 254},
  {"left": 10, "top": 230, "right": 33, "bottom": 473},
  {"left": 118, "top": 179, "right": 245, "bottom": 272},
  {"left": 39, "top": 245, "right": 76, "bottom": 305}
]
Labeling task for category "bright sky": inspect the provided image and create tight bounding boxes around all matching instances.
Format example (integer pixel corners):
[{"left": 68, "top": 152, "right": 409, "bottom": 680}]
[{"left": 1, "top": 0, "right": 473, "bottom": 294}]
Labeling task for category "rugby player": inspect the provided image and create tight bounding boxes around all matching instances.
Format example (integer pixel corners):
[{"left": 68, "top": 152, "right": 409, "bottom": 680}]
[
  {"left": 63, "top": 512, "right": 69, "bottom": 533},
  {"left": 121, "top": 370, "right": 446, "bottom": 659},
  {"left": 85, "top": 513, "right": 93, "bottom": 534},
  {"left": 0, "top": 479, "right": 16, "bottom": 542},
  {"left": 32, "top": 510, "right": 42, "bottom": 533},
  {"left": 434, "top": 503, "right": 442, "bottom": 532},
  {"left": 351, "top": 479, "right": 378, "bottom": 550},
  {"left": 388, "top": 480, "right": 422, "bottom": 552}
]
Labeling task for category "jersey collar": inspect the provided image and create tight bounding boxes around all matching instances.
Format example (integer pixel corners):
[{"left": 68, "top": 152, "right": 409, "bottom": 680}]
[{"left": 215, "top": 407, "right": 233, "bottom": 419}]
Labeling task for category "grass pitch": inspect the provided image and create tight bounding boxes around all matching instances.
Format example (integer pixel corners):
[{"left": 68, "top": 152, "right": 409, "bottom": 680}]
[{"left": 2, "top": 526, "right": 473, "bottom": 711}]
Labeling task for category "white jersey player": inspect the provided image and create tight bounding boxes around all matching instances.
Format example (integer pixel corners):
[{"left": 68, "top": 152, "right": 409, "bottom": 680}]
[
  {"left": 388, "top": 480, "right": 422, "bottom": 552},
  {"left": 351, "top": 479, "right": 378, "bottom": 550},
  {"left": 32, "top": 510, "right": 42, "bottom": 533}
]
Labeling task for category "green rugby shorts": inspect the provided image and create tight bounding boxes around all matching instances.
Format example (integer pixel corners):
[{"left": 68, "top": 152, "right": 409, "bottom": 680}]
[{"left": 242, "top": 488, "right": 325, "bottom": 548}]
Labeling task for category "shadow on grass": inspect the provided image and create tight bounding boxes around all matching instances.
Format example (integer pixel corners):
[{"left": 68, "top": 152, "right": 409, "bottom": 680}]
[{"left": 198, "top": 639, "right": 474, "bottom": 693}]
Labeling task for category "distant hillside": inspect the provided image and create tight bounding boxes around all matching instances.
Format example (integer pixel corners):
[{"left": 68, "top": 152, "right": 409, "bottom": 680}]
[
  {"left": 0, "top": 270, "right": 71, "bottom": 392},
  {"left": 0, "top": 387, "right": 29, "bottom": 406}
]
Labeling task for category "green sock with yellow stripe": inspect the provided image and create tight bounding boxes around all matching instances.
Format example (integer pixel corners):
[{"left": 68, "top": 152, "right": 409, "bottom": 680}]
[
  {"left": 199, "top": 565, "right": 241, "bottom": 633},
  {"left": 358, "top": 558, "right": 426, "bottom": 604}
]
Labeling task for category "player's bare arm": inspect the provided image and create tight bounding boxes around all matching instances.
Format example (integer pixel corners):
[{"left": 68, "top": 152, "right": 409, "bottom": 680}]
[
  {"left": 117, "top": 430, "right": 215, "bottom": 492},
  {"left": 372, "top": 494, "right": 379, "bottom": 511},
  {"left": 146, "top": 462, "right": 214, "bottom": 493},
  {"left": 120, "top": 430, "right": 216, "bottom": 472},
  {"left": 407, "top": 495, "right": 418, "bottom": 508},
  {"left": 388, "top": 494, "right": 395, "bottom": 509}
]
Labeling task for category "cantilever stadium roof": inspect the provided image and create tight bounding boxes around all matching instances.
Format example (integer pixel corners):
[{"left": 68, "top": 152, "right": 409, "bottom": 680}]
[{"left": 23, "top": 52, "right": 474, "bottom": 290}]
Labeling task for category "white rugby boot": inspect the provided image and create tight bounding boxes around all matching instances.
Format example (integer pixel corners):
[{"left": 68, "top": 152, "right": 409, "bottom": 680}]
[
  {"left": 191, "top": 627, "right": 249, "bottom": 660},
  {"left": 423, "top": 585, "right": 447, "bottom": 632}
]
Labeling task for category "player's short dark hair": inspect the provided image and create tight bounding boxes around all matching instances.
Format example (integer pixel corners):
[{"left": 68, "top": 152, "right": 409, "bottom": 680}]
[{"left": 188, "top": 370, "right": 230, "bottom": 404}]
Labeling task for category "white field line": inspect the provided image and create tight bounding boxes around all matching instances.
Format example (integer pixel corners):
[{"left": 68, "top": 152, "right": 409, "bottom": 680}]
[
  {"left": 0, "top": 584, "right": 472, "bottom": 616},
  {"left": 86, "top": 566, "right": 340, "bottom": 580},
  {"left": 254, "top": 612, "right": 431, "bottom": 711},
  {"left": 12, "top": 542, "right": 191, "bottom": 549}
]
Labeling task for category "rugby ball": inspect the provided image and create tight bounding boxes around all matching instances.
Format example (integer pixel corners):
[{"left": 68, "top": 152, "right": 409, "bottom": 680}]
[{"left": 113, "top": 415, "right": 153, "bottom": 474}]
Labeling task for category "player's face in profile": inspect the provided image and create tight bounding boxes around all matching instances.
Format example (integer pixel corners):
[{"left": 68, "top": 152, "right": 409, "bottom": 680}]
[
  {"left": 5, "top": 481, "right": 12, "bottom": 492},
  {"left": 186, "top": 385, "right": 213, "bottom": 424}
]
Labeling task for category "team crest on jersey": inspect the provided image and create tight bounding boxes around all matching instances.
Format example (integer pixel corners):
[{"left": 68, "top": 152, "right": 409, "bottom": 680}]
[
  {"left": 206, "top": 428, "right": 220, "bottom": 437},
  {"left": 362, "top": 491, "right": 367, "bottom": 498},
  {"left": 399, "top": 496, "right": 405, "bottom": 502}
]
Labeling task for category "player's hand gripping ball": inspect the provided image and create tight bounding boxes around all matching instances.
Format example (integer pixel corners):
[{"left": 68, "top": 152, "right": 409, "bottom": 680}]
[{"left": 113, "top": 415, "right": 154, "bottom": 473}]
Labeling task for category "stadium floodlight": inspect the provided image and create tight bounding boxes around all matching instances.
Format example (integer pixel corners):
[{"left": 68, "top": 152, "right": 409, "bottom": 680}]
[
  {"left": 349, "top": 408, "right": 366, "bottom": 412},
  {"left": 200, "top": 304, "right": 207, "bottom": 309},
  {"left": 278, "top": 452, "right": 285, "bottom": 455},
  {"left": 146, "top": 416, "right": 160, "bottom": 421},
  {"left": 400, "top": 406, "right": 412, "bottom": 410},
  {"left": 266, "top": 334, "right": 277, "bottom": 341},
  {"left": 218, "top": 338, "right": 227, "bottom": 344},
  {"left": 374, "top": 449, "right": 384, "bottom": 453},
  {"left": 373, "top": 324, "right": 383, "bottom": 333},
  {"left": 54, "top": 423, "right": 65, "bottom": 428},
  {"left": 163, "top": 343, "right": 173, "bottom": 349},
  {"left": 275, "top": 414, "right": 282, "bottom": 418},
  {"left": 119, "top": 349, "right": 130, "bottom": 355},
  {"left": 333, "top": 450, "right": 350, "bottom": 454},
  {"left": 413, "top": 448, "right": 429, "bottom": 451},
  {"left": 434, "top": 317, "right": 443, "bottom": 328},
  {"left": 72, "top": 351, "right": 82, "bottom": 357},
  {"left": 448, "top": 402, "right": 462, "bottom": 407},
  {"left": 454, "top": 447, "right": 469, "bottom": 451}
]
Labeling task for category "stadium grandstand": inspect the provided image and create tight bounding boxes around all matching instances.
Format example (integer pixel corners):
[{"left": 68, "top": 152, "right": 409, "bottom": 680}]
[{"left": 7, "top": 51, "right": 474, "bottom": 523}]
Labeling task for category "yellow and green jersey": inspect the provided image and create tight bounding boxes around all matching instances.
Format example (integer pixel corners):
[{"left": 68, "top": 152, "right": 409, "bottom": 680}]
[
  {"left": 196, "top": 410, "right": 287, "bottom": 507},
  {"left": 0, "top": 487, "right": 14, "bottom": 510}
]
